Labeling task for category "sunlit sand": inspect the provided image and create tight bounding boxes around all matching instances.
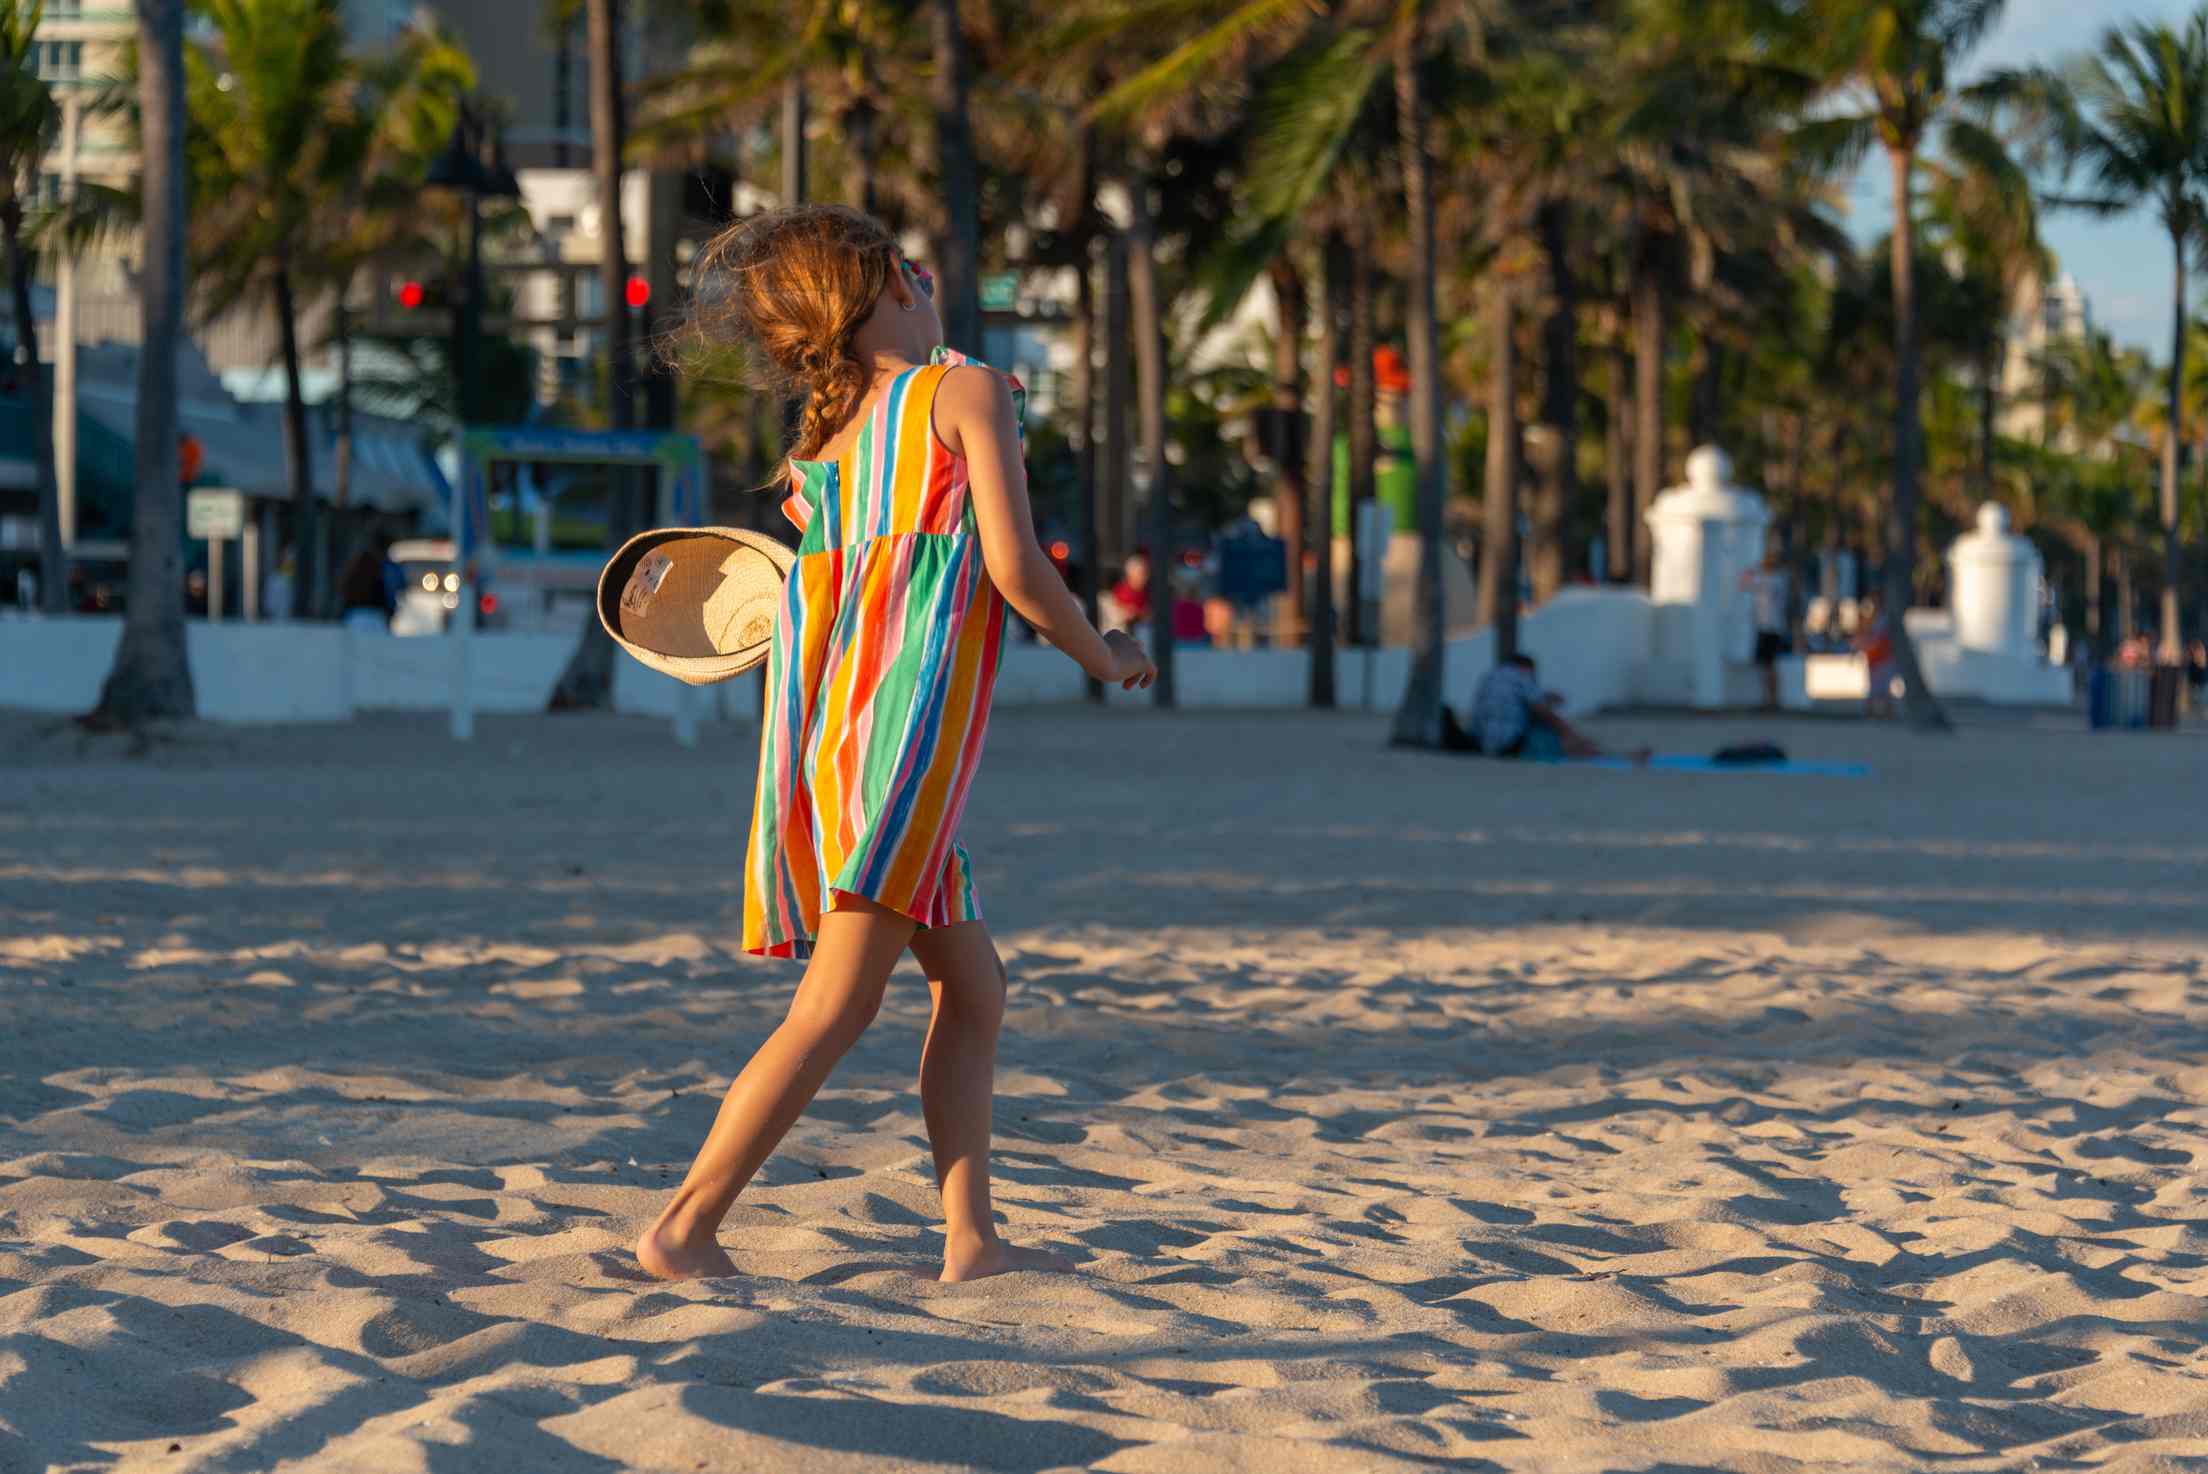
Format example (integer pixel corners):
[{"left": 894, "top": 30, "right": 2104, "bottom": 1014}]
[{"left": 4, "top": 706, "right": 2205, "bottom": 1471}]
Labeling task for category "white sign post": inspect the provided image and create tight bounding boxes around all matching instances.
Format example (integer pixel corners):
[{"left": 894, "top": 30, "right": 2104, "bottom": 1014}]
[
  {"left": 241, "top": 520, "right": 260, "bottom": 621},
  {"left": 187, "top": 489, "right": 246, "bottom": 624}
]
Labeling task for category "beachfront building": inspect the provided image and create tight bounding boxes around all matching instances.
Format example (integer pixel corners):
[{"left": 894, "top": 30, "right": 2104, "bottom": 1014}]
[{"left": 1999, "top": 269, "right": 2095, "bottom": 450}]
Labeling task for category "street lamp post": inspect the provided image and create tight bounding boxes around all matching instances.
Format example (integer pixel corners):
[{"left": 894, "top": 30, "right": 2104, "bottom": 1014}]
[
  {"left": 422, "top": 102, "right": 521, "bottom": 743},
  {"left": 424, "top": 103, "right": 522, "bottom": 435}
]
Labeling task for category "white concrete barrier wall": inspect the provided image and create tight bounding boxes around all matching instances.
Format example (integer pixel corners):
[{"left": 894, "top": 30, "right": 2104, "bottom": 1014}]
[
  {"left": 2, "top": 595, "right": 2072, "bottom": 726},
  {"left": 0, "top": 616, "right": 348, "bottom": 723},
  {"left": 0, "top": 615, "right": 121, "bottom": 714}
]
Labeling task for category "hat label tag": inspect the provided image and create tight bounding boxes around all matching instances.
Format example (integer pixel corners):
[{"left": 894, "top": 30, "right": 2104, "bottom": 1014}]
[{"left": 622, "top": 551, "right": 674, "bottom": 615}]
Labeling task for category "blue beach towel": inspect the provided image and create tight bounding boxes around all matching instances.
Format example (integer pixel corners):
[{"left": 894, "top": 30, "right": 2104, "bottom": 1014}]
[{"left": 1560, "top": 754, "right": 1871, "bottom": 778}]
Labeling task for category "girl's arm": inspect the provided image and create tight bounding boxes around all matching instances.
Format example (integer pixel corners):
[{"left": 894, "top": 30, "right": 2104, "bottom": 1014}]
[{"left": 939, "top": 366, "right": 1154, "bottom": 689}]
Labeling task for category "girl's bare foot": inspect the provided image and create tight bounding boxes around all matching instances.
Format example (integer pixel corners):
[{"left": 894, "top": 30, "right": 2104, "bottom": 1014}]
[
  {"left": 635, "top": 1223, "right": 738, "bottom": 1282},
  {"left": 940, "top": 1236, "right": 1075, "bottom": 1283}
]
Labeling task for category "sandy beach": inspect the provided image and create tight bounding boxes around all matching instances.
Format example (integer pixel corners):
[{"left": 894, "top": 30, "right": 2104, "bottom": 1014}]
[{"left": 4, "top": 702, "right": 2206, "bottom": 1473}]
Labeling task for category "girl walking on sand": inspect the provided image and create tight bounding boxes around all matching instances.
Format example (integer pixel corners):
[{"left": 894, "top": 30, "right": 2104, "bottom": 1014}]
[{"left": 635, "top": 205, "right": 1155, "bottom": 1284}]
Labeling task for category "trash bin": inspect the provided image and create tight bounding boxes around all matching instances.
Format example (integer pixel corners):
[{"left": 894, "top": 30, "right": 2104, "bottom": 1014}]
[
  {"left": 2149, "top": 665, "right": 2184, "bottom": 729},
  {"left": 2088, "top": 665, "right": 2155, "bottom": 729}
]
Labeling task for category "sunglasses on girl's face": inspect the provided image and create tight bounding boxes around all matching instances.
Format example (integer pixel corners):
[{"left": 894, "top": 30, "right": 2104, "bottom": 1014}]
[{"left": 901, "top": 257, "right": 935, "bottom": 300}]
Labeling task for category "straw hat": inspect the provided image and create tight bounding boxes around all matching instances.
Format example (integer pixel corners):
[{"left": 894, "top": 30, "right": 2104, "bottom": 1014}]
[{"left": 597, "top": 526, "right": 797, "bottom": 685}]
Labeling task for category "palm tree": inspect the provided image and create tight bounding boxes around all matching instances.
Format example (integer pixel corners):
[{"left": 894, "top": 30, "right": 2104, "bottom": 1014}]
[
  {"left": 0, "top": 0, "right": 62, "bottom": 613},
  {"left": 89, "top": 0, "right": 193, "bottom": 726},
  {"left": 929, "top": 0, "right": 981, "bottom": 352},
  {"left": 182, "top": 0, "right": 360, "bottom": 618},
  {"left": 1922, "top": 114, "right": 2046, "bottom": 511},
  {"left": 1387, "top": 20, "right": 1453, "bottom": 747},
  {"left": 1801, "top": 0, "right": 2033, "bottom": 733},
  {"left": 1073, "top": 0, "right": 1484, "bottom": 739},
  {"left": 550, "top": 0, "right": 635, "bottom": 710},
  {"left": 2048, "top": 12, "right": 2208, "bottom": 664},
  {"left": 2034, "top": 328, "right": 2148, "bottom": 650}
]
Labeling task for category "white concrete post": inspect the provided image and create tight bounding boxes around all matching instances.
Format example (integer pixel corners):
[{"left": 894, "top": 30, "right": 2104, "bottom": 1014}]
[
  {"left": 1645, "top": 446, "right": 1770, "bottom": 710},
  {"left": 1948, "top": 503, "right": 2041, "bottom": 656}
]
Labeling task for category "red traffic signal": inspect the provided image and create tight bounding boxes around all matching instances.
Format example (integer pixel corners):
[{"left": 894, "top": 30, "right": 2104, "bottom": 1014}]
[
  {"left": 625, "top": 275, "right": 651, "bottom": 310},
  {"left": 397, "top": 279, "right": 426, "bottom": 310}
]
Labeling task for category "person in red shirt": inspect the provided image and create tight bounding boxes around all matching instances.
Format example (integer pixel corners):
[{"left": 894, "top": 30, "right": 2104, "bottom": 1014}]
[{"left": 1109, "top": 551, "right": 1151, "bottom": 626}]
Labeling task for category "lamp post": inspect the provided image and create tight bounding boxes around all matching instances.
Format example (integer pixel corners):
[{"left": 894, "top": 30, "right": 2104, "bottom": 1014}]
[
  {"left": 424, "top": 102, "right": 523, "bottom": 434},
  {"left": 423, "top": 102, "right": 521, "bottom": 744}
]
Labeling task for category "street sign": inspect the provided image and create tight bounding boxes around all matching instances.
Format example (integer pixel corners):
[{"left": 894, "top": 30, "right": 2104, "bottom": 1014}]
[
  {"left": 980, "top": 272, "right": 1019, "bottom": 312},
  {"left": 187, "top": 488, "right": 246, "bottom": 541}
]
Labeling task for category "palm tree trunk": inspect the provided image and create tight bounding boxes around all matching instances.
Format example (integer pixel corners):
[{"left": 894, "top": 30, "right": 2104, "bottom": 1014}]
[
  {"left": 2160, "top": 234, "right": 2186, "bottom": 663},
  {"left": 929, "top": 0, "right": 981, "bottom": 354},
  {"left": 7, "top": 209, "right": 64, "bottom": 615},
  {"left": 1308, "top": 230, "right": 1344, "bottom": 708},
  {"left": 781, "top": 77, "right": 806, "bottom": 204},
  {"left": 1346, "top": 223, "right": 1376, "bottom": 645},
  {"left": 1691, "top": 339, "right": 1724, "bottom": 447},
  {"left": 551, "top": 0, "right": 635, "bottom": 711},
  {"left": 1528, "top": 198, "right": 1575, "bottom": 604},
  {"left": 90, "top": 0, "right": 194, "bottom": 725},
  {"left": 1606, "top": 343, "right": 1630, "bottom": 583},
  {"left": 1074, "top": 229, "right": 1102, "bottom": 703},
  {"left": 1388, "top": 32, "right": 1448, "bottom": 748},
  {"left": 272, "top": 264, "right": 319, "bottom": 616},
  {"left": 1975, "top": 335, "right": 1997, "bottom": 503},
  {"left": 1102, "top": 232, "right": 1131, "bottom": 570},
  {"left": 1884, "top": 144, "right": 1949, "bottom": 732},
  {"left": 1268, "top": 258, "right": 1307, "bottom": 640},
  {"left": 1480, "top": 284, "right": 1519, "bottom": 659},
  {"left": 334, "top": 289, "right": 354, "bottom": 516},
  {"left": 1123, "top": 168, "right": 1173, "bottom": 707},
  {"left": 2114, "top": 546, "right": 2134, "bottom": 644},
  {"left": 1631, "top": 255, "right": 1663, "bottom": 585},
  {"left": 2084, "top": 530, "right": 2102, "bottom": 651}
]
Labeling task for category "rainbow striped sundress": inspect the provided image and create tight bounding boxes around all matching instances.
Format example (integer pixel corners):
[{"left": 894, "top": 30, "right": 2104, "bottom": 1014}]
[{"left": 741, "top": 347, "right": 1020, "bottom": 959}]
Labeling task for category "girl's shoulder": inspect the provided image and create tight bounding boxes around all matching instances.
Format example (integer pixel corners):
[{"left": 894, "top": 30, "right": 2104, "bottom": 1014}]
[{"left": 928, "top": 347, "right": 1026, "bottom": 431}]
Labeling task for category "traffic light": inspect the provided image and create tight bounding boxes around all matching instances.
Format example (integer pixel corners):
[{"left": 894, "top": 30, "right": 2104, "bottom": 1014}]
[
  {"left": 625, "top": 275, "right": 652, "bottom": 311},
  {"left": 397, "top": 279, "right": 426, "bottom": 310}
]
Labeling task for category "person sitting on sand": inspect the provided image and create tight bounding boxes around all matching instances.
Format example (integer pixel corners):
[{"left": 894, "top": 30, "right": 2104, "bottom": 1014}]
[{"left": 1441, "top": 653, "right": 1643, "bottom": 761}]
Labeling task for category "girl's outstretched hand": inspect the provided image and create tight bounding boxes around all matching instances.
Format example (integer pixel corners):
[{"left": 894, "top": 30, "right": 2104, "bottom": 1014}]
[{"left": 1104, "top": 630, "right": 1157, "bottom": 690}]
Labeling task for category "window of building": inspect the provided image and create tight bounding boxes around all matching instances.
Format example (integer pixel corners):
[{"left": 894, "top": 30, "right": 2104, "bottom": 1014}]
[{"left": 34, "top": 41, "right": 84, "bottom": 82}]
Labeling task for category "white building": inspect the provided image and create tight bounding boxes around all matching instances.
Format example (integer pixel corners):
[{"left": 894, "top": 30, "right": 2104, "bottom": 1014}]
[{"left": 1999, "top": 269, "right": 2094, "bottom": 448}]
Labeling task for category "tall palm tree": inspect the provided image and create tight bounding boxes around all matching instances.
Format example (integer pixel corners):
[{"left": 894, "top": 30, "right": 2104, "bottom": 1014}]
[
  {"left": 929, "top": 0, "right": 981, "bottom": 352},
  {"left": 2033, "top": 328, "right": 2147, "bottom": 650},
  {"left": 1603, "top": 0, "right": 1825, "bottom": 580},
  {"left": 90, "top": 0, "right": 193, "bottom": 725},
  {"left": 1388, "top": 20, "right": 1450, "bottom": 747},
  {"left": 550, "top": 0, "right": 635, "bottom": 710},
  {"left": 1922, "top": 111, "right": 2046, "bottom": 511},
  {"left": 1801, "top": 0, "right": 2031, "bottom": 733},
  {"left": 2048, "top": 13, "right": 2208, "bottom": 664},
  {"left": 182, "top": 0, "right": 359, "bottom": 618},
  {"left": 0, "top": 0, "right": 63, "bottom": 613},
  {"left": 1075, "top": 0, "right": 1487, "bottom": 738}
]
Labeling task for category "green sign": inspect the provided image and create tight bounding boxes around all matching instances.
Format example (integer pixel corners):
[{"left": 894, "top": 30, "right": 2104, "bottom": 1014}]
[{"left": 980, "top": 272, "right": 1019, "bottom": 312}]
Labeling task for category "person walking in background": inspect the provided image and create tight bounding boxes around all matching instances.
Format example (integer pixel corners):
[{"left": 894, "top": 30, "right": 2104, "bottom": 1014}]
[
  {"left": 633, "top": 205, "right": 1155, "bottom": 1287},
  {"left": 1106, "top": 550, "right": 1151, "bottom": 631},
  {"left": 1742, "top": 547, "right": 1790, "bottom": 712},
  {"left": 1856, "top": 592, "right": 1896, "bottom": 718}
]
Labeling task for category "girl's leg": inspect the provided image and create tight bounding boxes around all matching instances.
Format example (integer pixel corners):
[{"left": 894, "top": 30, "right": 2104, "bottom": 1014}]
[
  {"left": 635, "top": 896, "right": 917, "bottom": 1281},
  {"left": 907, "top": 921, "right": 1073, "bottom": 1282}
]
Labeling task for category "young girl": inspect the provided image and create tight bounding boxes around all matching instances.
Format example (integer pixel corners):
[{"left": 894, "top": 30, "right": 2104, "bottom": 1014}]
[{"left": 635, "top": 205, "right": 1155, "bottom": 1284}]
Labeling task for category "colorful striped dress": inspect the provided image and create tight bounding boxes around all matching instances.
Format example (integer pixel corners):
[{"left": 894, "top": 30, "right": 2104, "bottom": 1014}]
[{"left": 741, "top": 348, "right": 1019, "bottom": 959}]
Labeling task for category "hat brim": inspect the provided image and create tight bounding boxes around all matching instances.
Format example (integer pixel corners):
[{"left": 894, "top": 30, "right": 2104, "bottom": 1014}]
[{"left": 597, "top": 525, "right": 798, "bottom": 687}]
